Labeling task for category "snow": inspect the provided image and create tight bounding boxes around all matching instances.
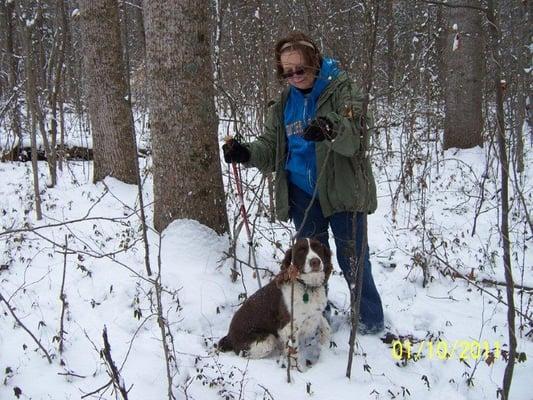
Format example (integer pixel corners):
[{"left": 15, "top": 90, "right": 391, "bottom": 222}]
[{"left": 0, "top": 115, "right": 532, "bottom": 399}]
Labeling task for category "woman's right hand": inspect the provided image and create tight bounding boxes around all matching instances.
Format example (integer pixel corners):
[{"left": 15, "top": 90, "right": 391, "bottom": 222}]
[{"left": 222, "top": 139, "right": 250, "bottom": 163}]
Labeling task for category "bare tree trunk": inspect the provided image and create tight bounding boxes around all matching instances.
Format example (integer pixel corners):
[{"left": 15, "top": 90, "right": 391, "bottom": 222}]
[
  {"left": 15, "top": 1, "right": 55, "bottom": 185},
  {"left": 346, "top": 0, "right": 379, "bottom": 379},
  {"left": 514, "top": 1, "right": 529, "bottom": 173},
  {"left": 79, "top": 0, "right": 138, "bottom": 185},
  {"left": 23, "top": 26, "right": 43, "bottom": 220},
  {"left": 119, "top": 0, "right": 152, "bottom": 277},
  {"left": 130, "top": 0, "right": 146, "bottom": 64},
  {"left": 47, "top": 0, "right": 67, "bottom": 186},
  {"left": 57, "top": 0, "right": 70, "bottom": 172},
  {"left": 2, "top": 0, "right": 22, "bottom": 160},
  {"left": 18, "top": 5, "right": 44, "bottom": 219},
  {"left": 144, "top": 0, "right": 229, "bottom": 234},
  {"left": 34, "top": 1, "right": 46, "bottom": 93},
  {"left": 486, "top": 2, "right": 516, "bottom": 399},
  {"left": 385, "top": 0, "right": 395, "bottom": 105},
  {"left": 442, "top": 0, "right": 484, "bottom": 150}
]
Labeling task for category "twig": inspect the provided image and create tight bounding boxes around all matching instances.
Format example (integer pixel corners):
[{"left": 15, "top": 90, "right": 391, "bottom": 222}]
[
  {"left": 58, "top": 235, "right": 68, "bottom": 354},
  {"left": 220, "top": 251, "right": 275, "bottom": 275},
  {"left": 0, "top": 291, "right": 52, "bottom": 364},
  {"left": 57, "top": 371, "right": 86, "bottom": 379},
  {"left": 120, "top": 312, "right": 158, "bottom": 371},
  {"left": 80, "top": 379, "right": 113, "bottom": 399},
  {"left": 155, "top": 233, "right": 177, "bottom": 400},
  {"left": 258, "top": 384, "right": 275, "bottom": 400},
  {"left": 346, "top": 215, "right": 368, "bottom": 378},
  {"left": 101, "top": 326, "right": 129, "bottom": 400},
  {"left": 471, "top": 144, "right": 494, "bottom": 237},
  {"left": 29, "top": 229, "right": 151, "bottom": 284},
  {"left": 433, "top": 253, "right": 532, "bottom": 324},
  {"left": 0, "top": 211, "right": 137, "bottom": 237}
]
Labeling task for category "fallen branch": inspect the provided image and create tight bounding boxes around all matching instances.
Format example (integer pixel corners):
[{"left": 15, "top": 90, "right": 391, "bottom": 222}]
[{"left": 481, "top": 278, "right": 533, "bottom": 292}]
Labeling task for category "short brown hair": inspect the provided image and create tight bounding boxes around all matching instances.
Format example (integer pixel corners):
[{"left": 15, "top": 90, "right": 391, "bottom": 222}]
[{"left": 274, "top": 31, "right": 322, "bottom": 81}]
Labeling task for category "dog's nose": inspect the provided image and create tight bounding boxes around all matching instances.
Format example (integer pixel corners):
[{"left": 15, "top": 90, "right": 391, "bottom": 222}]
[{"left": 310, "top": 257, "right": 322, "bottom": 272}]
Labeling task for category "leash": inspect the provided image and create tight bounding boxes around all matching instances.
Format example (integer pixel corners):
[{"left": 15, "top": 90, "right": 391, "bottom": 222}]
[{"left": 226, "top": 136, "right": 262, "bottom": 289}]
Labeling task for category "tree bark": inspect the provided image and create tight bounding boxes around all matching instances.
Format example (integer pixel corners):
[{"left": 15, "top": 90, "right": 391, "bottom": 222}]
[
  {"left": 130, "top": 0, "right": 146, "bottom": 64},
  {"left": 79, "top": 0, "right": 138, "bottom": 184},
  {"left": 144, "top": 0, "right": 229, "bottom": 234},
  {"left": 442, "top": 0, "right": 484, "bottom": 150}
]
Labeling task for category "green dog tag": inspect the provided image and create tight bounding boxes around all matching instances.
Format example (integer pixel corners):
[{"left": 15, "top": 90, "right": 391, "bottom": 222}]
[{"left": 303, "top": 292, "right": 309, "bottom": 303}]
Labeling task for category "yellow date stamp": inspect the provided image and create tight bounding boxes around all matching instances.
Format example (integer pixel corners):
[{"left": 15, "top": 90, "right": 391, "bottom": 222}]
[{"left": 391, "top": 339, "right": 501, "bottom": 361}]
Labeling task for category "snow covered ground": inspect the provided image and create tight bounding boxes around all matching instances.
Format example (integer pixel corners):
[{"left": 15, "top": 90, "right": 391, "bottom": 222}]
[{"left": 0, "top": 126, "right": 531, "bottom": 399}]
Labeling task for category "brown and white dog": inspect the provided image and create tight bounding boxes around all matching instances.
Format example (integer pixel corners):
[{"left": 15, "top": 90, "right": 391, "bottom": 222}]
[{"left": 217, "top": 238, "right": 332, "bottom": 369}]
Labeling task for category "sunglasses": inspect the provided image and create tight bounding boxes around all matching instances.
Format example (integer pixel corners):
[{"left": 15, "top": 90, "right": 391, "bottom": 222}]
[{"left": 281, "top": 66, "right": 307, "bottom": 80}]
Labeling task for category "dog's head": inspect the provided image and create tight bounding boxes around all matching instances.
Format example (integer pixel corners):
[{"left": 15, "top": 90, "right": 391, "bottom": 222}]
[{"left": 277, "top": 238, "right": 332, "bottom": 287}]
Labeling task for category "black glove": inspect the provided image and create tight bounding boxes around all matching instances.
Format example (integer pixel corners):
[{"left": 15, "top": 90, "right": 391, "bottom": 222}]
[
  {"left": 302, "top": 117, "right": 335, "bottom": 142},
  {"left": 222, "top": 139, "right": 250, "bottom": 163}
]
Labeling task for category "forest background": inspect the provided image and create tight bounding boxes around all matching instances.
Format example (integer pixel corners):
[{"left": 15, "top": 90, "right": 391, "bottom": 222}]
[{"left": 0, "top": 1, "right": 531, "bottom": 400}]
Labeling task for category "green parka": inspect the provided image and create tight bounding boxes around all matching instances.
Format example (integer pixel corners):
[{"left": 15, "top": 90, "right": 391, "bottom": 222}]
[{"left": 245, "top": 71, "right": 377, "bottom": 221}]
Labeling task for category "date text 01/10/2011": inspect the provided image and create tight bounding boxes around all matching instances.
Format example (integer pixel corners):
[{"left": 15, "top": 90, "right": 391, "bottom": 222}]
[{"left": 391, "top": 339, "right": 501, "bottom": 361}]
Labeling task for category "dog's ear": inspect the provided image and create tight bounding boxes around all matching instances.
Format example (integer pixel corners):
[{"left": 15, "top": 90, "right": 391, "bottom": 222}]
[
  {"left": 322, "top": 244, "right": 333, "bottom": 281},
  {"left": 280, "top": 247, "right": 292, "bottom": 271},
  {"left": 275, "top": 247, "right": 293, "bottom": 287}
]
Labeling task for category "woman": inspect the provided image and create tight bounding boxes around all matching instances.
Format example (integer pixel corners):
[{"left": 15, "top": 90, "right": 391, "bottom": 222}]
[{"left": 222, "top": 31, "right": 384, "bottom": 334}]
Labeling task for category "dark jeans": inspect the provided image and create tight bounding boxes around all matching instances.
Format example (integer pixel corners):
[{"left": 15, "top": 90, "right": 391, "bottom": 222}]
[{"left": 289, "top": 183, "right": 384, "bottom": 330}]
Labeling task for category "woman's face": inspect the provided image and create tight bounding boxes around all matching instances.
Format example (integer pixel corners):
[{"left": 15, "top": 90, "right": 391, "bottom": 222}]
[{"left": 280, "top": 50, "right": 315, "bottom": 90}]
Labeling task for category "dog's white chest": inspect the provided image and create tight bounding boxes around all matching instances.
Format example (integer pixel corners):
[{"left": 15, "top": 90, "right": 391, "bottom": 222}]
[{"left": 281, "top": 284, "right": 327, "bottom": 328}]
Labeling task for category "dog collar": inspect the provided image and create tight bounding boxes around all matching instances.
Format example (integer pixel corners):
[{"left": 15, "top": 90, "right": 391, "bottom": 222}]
[{"left": 295, "top": 278, "right": 324, "bottom": 303}]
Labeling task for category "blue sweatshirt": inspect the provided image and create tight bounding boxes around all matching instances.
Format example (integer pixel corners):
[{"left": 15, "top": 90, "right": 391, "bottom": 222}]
[{"left": 284, "top": 58, "right": 341, "bottom": 195}]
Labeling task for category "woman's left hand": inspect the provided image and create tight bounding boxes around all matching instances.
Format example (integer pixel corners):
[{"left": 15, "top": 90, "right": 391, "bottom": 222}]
[{"left": 302, "top": 117, "right": 335, "bottom": 141}]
